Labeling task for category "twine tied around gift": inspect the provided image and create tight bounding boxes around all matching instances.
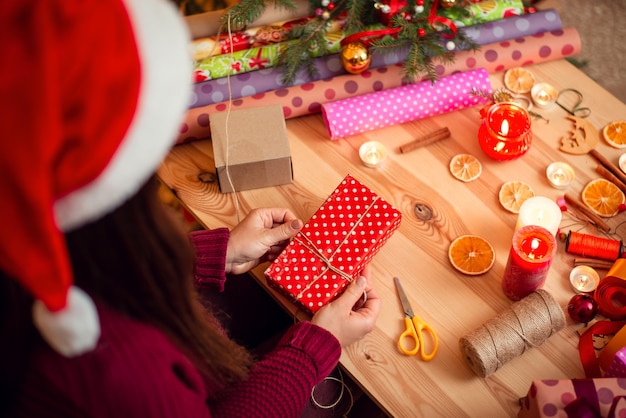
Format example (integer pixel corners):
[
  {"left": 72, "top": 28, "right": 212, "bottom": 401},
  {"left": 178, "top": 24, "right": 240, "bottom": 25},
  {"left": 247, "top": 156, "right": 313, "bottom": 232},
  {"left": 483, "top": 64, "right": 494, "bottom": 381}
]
[
  {"left": 292, "top": 196, "right": 380, "bottom": 303},
  {"left": 458, "top": 289, "right": 566, "bottom": 377}
]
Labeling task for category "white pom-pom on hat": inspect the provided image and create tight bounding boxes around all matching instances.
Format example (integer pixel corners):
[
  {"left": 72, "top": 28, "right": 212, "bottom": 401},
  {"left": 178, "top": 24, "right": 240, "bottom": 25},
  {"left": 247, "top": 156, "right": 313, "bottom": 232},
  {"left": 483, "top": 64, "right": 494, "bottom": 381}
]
[{"left": 33, "top": 287, "right": 100, "bottom": 357}]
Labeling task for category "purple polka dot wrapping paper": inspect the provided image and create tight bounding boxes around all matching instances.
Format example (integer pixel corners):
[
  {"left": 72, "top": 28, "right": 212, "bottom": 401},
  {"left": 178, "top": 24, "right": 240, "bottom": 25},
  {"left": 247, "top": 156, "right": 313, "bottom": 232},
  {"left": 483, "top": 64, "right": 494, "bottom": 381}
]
[{"left": 321, "top": 68, "right": 492, "bottom": 140}]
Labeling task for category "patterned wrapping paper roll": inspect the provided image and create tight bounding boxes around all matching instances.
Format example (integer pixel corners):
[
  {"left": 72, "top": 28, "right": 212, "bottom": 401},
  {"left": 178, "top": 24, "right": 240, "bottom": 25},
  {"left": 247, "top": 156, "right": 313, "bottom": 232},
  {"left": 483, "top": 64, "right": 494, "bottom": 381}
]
[
  {"left": 321, "top": 68, "right": 492, "bottom": 140},
  {"left": 192, "top": 20, "right": 357, "bottom": 82},
  {"left": 441, "top": 0, "right": 524, "bottom": 27},
  {"left": 189, "top": 9, "right": 563, "bottom": 108},
  {"left": 177, "top": 27, "right": 581, "bottom": 144}
]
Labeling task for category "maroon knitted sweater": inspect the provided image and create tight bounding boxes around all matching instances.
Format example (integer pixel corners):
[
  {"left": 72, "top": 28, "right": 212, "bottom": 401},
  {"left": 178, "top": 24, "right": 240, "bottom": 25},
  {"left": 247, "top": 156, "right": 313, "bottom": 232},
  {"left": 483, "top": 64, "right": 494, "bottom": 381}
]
[{"left": 8, "top": 228, "right": 341, "bottom": 417}]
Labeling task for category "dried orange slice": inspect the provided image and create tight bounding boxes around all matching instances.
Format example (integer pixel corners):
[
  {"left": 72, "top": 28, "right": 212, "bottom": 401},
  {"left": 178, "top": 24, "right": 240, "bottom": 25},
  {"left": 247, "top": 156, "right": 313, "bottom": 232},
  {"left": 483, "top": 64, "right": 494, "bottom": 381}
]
[
  {"left": 602, "top": 121, "right": 626, "bottom": 148},
  {"left": 581, "top": 178, "right": 625, "bottom": 217},
  {"left": 450, "top": 154, "right": 482, "bottom": 182},
  {"left": 503, "top": 67, "right": 535, "bottom": 94},
  {"left": 498, "top": 181, "right": 535, "bottom": 213},
  {"left": 448, "top": 235, "right": 495, "bottom": 276}
]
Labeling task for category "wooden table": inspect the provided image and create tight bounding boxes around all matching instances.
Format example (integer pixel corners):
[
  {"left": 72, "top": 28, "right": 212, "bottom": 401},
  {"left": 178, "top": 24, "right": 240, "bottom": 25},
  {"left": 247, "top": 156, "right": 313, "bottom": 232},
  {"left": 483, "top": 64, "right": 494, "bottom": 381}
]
[{"left": 158, "top": 59, "right": 626, "bottom": 417}]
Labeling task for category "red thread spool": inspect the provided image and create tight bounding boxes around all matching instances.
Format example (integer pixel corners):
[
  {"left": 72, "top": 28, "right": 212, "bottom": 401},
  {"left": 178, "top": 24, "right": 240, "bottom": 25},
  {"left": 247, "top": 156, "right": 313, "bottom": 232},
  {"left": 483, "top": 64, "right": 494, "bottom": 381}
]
[{"left": 565, "top": 231, "right": 623, "bottom": 262}]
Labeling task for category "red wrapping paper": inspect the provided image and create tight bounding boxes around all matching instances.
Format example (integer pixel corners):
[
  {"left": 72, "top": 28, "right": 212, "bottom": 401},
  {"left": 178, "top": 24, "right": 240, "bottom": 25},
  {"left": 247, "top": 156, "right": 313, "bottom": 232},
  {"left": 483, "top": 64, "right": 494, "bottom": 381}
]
[{"left": 264, "top": 174, "right": 402, "bottom": 315}]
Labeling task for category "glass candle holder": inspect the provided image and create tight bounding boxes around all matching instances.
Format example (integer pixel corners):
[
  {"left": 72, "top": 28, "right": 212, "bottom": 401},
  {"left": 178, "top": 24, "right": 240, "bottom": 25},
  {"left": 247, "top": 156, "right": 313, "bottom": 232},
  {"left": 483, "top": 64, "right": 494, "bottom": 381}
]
[
  {"left": 478, "top": 102, "right": 533, "bottom": 161},
  {"left": 502, "top": 225, "right": 557, "bottom": 301}
]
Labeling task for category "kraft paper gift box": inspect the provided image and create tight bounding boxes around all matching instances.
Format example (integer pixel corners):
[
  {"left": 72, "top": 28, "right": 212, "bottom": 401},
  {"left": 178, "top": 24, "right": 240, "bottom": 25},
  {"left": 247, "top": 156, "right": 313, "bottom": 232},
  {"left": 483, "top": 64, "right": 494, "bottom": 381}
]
[
  {"left": 210, "top": 105, "right": 293, "bottom": 193},
  {"left": 264, "top": 174, "right": 402, "bottom": 315},
  {"left": 518, "top": 378, "right": 626, "bottom": 418}
]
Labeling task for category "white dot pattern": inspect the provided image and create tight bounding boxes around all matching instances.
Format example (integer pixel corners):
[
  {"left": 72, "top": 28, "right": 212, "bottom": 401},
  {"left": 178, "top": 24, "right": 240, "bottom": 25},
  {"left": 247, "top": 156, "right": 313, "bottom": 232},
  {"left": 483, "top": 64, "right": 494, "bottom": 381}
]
[
  {"left": 322, "top": 68, "right": 491, "bottom": 139},
  {"left": 264, "top": 174, "right": 402, "bottom": 314}
]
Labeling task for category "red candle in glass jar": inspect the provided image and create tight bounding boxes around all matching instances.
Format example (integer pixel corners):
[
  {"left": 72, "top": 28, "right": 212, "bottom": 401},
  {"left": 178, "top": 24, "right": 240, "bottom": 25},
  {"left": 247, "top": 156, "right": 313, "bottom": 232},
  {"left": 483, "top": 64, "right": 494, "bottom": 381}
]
[
  {"left": 502, "top": 225, "right": 557, "bottom": 301},
  {"left": 478, "top": 102, "right": 532, "bottom": 161}
]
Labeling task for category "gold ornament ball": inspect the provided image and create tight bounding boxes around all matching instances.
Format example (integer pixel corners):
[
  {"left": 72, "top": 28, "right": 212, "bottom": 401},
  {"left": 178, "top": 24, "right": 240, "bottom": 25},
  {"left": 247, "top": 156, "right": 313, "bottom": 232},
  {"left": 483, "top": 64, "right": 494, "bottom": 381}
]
[
  {"left": 340, "top": 42, "right": 371, "bottom": 74},
  {"left": 440, "top": 0, "right": 457, "bottom": 8}
]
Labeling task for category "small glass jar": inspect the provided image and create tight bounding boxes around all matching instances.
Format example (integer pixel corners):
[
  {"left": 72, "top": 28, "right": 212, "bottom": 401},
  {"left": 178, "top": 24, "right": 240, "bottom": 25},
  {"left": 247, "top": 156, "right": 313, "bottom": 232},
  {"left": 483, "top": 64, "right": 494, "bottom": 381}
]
[{"left": 478, "top": 102, "right": 533, "bottom": 161}]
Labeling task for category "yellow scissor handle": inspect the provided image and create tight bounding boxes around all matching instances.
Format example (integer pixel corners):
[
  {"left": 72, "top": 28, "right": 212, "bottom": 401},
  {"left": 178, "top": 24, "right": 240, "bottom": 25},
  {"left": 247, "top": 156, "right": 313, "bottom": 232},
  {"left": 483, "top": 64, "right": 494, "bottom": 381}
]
[
  {"left": 398, "top": 317, "right": 420, "bottom": 356},
  {"left": 397, "top": 316, "right": 439, "bottom": 361}
]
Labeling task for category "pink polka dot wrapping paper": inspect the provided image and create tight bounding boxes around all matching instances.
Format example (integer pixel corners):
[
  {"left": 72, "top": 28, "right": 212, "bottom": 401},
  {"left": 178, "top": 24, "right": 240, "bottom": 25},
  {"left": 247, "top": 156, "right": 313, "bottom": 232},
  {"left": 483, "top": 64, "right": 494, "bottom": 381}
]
[
  {"left": 518, "top": 378, "right": 626, "bottom": 417},
  {"left": 176, "top": 28, "right": 581, "bottom": 144},
  {"left": 321, "top": 68, "right": 492, "bottom": 140},
  {"left": 263, "top": 174, "right": 402, "bottom": 315}
]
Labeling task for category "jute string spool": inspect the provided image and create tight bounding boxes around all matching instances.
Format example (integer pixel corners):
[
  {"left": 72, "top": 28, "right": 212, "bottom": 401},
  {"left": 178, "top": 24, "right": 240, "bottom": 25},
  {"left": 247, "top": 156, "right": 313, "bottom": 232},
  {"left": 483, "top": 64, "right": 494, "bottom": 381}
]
[{"left": 459, "top": 289, "right": 565, "bottom": 377}]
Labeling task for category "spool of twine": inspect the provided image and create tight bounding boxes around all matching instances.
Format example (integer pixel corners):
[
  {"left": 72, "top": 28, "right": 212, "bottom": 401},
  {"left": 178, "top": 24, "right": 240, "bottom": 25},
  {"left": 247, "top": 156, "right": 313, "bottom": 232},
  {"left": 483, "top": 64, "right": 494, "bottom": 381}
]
[{"left": 458, "top": 289, "right": 566, "bottom": 378}]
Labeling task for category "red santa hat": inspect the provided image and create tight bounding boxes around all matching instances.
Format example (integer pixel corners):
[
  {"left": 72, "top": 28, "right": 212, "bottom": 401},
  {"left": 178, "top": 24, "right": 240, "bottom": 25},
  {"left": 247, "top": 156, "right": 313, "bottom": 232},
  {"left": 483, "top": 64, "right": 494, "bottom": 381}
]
[{"left": 0, "top": 0, "right": 191, "bottom": 356}]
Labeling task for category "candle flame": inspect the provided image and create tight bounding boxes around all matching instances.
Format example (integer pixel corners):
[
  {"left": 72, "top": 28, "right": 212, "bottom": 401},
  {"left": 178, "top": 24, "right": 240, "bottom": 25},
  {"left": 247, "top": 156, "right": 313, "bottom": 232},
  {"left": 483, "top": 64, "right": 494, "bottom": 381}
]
[
  {"left": 531, "top": 238, "right": 540, "bottom": 250},
  {"left": 500, "top": 119, "right": 509, "bottom": 136}
]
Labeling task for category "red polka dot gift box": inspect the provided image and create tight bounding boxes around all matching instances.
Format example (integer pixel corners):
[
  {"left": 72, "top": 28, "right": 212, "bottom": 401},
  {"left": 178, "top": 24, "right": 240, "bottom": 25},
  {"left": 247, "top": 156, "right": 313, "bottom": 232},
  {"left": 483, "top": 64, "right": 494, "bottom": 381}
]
[{"left": 264, "top": 174, "right": 402, "bottom": 315}]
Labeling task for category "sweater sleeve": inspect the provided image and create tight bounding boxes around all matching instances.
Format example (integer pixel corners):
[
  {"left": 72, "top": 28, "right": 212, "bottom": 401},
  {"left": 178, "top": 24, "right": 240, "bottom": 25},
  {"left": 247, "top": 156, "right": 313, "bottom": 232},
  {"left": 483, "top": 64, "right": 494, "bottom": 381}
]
[
  {"left": 208, "top": 321, "right": 342, "bottom": 417},
  {"left": 189, "top": 228, "right": 230, "bottom": 292}
]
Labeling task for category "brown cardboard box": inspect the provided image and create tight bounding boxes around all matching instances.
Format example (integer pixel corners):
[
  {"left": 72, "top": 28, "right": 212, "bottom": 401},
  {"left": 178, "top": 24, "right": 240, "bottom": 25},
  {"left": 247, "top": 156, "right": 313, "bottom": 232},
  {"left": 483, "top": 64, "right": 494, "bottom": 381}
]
[{"left": 210, "top": 105, "right": 293, "bottom": 193}]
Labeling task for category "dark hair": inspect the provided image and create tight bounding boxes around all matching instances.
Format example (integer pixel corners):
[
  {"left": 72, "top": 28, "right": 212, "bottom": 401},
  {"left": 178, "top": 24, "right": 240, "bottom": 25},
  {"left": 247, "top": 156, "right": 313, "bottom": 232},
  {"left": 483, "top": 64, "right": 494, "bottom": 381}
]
[{"left": 0, "top": 175, "right": 252, "bottom": 401}]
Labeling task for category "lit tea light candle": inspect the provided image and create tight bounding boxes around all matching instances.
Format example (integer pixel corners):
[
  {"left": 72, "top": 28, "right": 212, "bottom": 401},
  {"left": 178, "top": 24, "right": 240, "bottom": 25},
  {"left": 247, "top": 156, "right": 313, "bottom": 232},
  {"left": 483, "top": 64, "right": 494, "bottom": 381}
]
[
  {"left": 569, "top": 265, "right": 600, "bottom": 293},
  {"left": 546, "top": 161, "right": 575, "bottom": 189},
  {"left": 502, "top": 225, "right": 557, "bottom": 301},
  {"left": 516, "top": 196, "right": 562, "bottom": 236},
  {"left": 359, "top": 141, "right": 387, "bottom": 168},
  {"left": 531, "top": 83, "right": 558, "bottom": 109}
]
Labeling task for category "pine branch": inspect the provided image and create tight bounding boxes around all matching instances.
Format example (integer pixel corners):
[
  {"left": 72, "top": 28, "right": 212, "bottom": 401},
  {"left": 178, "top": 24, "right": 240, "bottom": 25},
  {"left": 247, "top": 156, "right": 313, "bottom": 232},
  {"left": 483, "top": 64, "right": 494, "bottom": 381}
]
[
  {"left": 278, "top": 18, "right": 332, "bottom": 84},
  {"left": 342, "top": 0, "right": 367, "bottom": 33},
  {"left": 220, "top": 0, "right": 297, "bottom": 29}
]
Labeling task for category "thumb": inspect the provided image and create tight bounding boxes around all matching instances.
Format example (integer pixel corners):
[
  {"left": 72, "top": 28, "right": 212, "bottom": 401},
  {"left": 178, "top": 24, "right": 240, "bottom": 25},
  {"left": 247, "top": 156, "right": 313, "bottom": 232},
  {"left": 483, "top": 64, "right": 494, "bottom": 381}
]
[
  {"left": 338, "top": 276, "right": 367, "bottom": 308},
  {"left": 268, "top": 219, "right": 303, "bottom": 244}
]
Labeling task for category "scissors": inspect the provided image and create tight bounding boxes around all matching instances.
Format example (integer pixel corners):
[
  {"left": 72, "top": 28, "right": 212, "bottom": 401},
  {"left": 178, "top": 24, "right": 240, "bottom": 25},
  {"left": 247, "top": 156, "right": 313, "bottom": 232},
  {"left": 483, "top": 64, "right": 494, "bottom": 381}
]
[
  {"left": 394, "top": 276, "right": 439, "bottom": 361},
  {"left": 556, "top": 88, "right": 591, "bottom": 118}
]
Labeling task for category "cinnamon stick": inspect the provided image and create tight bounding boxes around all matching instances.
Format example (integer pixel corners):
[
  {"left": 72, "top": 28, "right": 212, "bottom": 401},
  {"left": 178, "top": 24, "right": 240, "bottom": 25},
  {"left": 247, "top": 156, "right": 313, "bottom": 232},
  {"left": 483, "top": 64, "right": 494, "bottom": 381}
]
[
  {"left": 589, "top": 149, "right": 626, "bottom": 185},
  {"left": 595, "top": 164, "right": 626, "bottom": 194},
  {"left": 399, "top": 127, "right": 451, "bottom": 154},
  {"left": 574, "top": 258, "right": 615, "bottom": 270},
  {"left": 564, "top": 192, "right": 611, "bottom": 233}
]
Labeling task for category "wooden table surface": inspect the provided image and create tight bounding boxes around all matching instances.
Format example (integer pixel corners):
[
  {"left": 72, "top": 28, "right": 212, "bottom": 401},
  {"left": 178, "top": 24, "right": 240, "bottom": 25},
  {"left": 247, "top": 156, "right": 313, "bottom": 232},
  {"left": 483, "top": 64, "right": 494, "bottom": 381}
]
[{"left": 158, "top": 59, "right": 626, "bottom": 417}]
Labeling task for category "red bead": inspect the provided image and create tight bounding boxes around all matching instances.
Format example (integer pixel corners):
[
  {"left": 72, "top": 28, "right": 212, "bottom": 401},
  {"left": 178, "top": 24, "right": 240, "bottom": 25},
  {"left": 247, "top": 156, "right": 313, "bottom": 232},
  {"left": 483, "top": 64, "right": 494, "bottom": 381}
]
[
  {"left": 327, "top": 3, "right": 335, "bottom": 10},
  {"left": 567, "top": 294, "right": 598, "bottom": 324},
  {"left": 417, "top": 28, "right": 426, "bottom": 37},
  {"left": 417, "top": 0, "right": 424, "bottom": 4}
]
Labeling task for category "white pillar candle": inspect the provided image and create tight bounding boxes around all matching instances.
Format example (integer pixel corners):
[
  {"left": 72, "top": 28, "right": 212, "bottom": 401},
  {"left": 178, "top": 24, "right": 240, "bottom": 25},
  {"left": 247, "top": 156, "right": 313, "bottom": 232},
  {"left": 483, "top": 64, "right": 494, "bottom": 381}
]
[{"left": 515, "top": 196, "right": 562, "bottom": 236}]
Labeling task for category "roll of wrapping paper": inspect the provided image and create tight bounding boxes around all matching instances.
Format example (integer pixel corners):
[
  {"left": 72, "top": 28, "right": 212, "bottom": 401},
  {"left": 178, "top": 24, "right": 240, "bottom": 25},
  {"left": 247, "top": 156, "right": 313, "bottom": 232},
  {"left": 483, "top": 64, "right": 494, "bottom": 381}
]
[
  {"left": 459, "top": 289, "right": 565, "bottom": 378},
  {"left": 321, "top": 68, "right": 492, "bottom": 140},
  {"left": 192, "top": 20, "right": 353, "bottom": 82},
  {"left": 594, "top": 258, "right": 626, "bottom": 320},
  {"left": 189, "top": 9, "right": 563, "bottom": 108},
  {"left": 177, "top": 27, "right": 581, "bottom": 144},
  {"left": 440, "top": 0, "right": 524, "bottom": 27}
]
